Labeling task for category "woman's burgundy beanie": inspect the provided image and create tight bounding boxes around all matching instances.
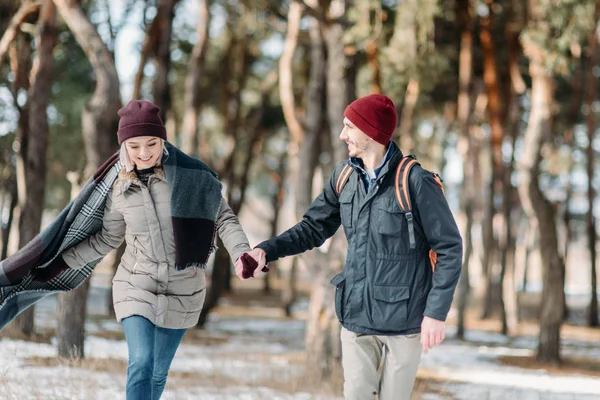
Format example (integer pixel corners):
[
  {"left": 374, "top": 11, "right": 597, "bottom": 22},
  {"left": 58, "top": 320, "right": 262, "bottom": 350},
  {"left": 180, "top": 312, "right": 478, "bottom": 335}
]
[{"left": 117, "top": 100, "right": 167, "bottom": 145}]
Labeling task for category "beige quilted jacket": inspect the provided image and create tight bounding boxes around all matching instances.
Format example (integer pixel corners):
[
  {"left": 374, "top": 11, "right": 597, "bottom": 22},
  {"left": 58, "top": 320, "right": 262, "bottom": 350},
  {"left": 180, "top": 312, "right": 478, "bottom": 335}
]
[{"left": 62, "top": 167, "right": 250, "bottom": 329}]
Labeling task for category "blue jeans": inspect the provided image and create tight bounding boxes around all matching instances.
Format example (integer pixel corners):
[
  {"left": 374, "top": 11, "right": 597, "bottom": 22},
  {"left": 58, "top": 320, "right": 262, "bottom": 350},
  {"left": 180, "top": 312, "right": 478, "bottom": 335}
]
[{"left": 122, "top": 316, "right": 187, "bottom": 400}]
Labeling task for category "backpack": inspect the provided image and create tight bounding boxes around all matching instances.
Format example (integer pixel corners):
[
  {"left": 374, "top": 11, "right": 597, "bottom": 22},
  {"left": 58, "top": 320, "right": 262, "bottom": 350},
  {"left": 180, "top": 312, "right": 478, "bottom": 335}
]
[{"left": 335, "top": 155, "right": 444, "bottom": 272}]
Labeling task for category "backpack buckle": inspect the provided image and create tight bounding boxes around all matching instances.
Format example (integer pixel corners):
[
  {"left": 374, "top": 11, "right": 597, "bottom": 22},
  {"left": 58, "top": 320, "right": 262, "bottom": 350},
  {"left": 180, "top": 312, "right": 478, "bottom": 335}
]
[{"left": 405, "top": 212, "right": 416, "bottom": 249}]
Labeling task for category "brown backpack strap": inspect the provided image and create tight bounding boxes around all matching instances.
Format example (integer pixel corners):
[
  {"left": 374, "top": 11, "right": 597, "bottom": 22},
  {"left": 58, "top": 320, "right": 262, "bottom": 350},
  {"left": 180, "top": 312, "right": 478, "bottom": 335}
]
[
  {"left": 432, "top": 172, "right": 444, "bottom": 193},
  {"left": 394, "top": 157, "right": 419, "bottom": 212},
  {"left": 335, "top": 164, "right": 354, "bottom": 195},
  {"left": 394, "top": 156, "right": 442, "bottom": 273},
  {"left": 394, "top": 157, "right": 419, "bottom": 250}
]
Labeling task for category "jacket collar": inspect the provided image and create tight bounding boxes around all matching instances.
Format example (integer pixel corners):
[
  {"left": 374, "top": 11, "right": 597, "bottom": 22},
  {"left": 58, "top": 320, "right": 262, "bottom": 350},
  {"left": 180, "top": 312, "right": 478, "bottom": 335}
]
[
  {"left": 349, "top": 141, "right": 403, "bottom": 179},
  {"left": 114, "top": 166, "right": 166, "bottom": 195}
]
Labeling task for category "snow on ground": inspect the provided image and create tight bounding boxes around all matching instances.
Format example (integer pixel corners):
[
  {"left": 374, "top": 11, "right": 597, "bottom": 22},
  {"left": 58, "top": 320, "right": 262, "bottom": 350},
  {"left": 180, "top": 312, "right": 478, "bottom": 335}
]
[
  {"left": 1, "top": 287, "right": 600, "bottom": 399},
  {"left": 419, "top": 326, "right": 600, "bottom": 400}
]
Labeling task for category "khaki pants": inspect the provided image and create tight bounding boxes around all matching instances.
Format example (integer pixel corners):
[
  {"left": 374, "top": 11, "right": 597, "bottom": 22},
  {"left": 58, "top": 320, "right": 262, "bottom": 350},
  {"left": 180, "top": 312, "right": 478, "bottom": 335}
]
[{"left": 341, "top": 327, "right": 422, "bottom": 400}]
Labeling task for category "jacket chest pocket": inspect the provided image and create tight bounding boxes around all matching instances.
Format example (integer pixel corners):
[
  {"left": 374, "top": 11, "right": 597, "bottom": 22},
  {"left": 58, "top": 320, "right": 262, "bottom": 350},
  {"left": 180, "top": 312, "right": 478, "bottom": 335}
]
[
  {"left": 376, "top": 206, "right": 405, "bottom": 236},
  {"left": 339, "top": 191, "right": 355, "bottom": 229}
]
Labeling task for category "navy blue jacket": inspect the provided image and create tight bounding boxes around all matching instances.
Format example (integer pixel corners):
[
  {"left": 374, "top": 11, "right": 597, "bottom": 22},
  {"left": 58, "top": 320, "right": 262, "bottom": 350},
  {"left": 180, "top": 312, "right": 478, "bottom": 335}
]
[{"left": 257, "top": 142, "right": 463, "bottom": 335}]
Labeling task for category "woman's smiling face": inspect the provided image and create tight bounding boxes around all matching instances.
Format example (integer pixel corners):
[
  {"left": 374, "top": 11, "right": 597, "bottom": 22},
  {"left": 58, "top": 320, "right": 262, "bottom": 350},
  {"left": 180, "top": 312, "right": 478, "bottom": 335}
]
[{"left": 125, "top": 136, "right": 162, "bottom": 169}]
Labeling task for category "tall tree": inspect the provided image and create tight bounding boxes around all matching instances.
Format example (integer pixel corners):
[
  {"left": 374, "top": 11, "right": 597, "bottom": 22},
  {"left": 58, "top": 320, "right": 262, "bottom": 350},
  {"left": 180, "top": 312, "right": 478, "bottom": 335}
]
[
  {"left": 132, "top": 0, "right": 179, "bottom": 120},
  {"left": 585, "top": 0, "right": 600, "bottom": 327},
  {"left": 500, "top": 0, "right": 526, "bottom": 337},
  {"left": 181, "top": 0, "right": 211, "bottom": 157},
  {"left": 518, "top": 0, "right": 565, "bottom": 364},
  {"left": 479, "top": 0, "right": 505, "bottom": 320},
  {"left": 455, "top": 0, "right": 474, "bottom": 340},
  {"left": 4, "top": 3, "right": 36, "bottom": 337},
  {"left": 152, "top": 0, "right": 179, "bottom": 121},
  {"left": 12, "top": 0, "right": 57, "bottom": 336},
  {"left": 196, "top": 12, "right": 252, "bottom": 326},
  {"left": 53, "top": 0, "right": 121, "bottom": 359}
]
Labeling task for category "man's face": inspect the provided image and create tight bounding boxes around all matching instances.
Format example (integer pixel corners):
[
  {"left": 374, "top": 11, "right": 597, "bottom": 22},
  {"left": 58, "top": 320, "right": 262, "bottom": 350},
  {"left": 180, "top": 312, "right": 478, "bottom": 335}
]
[{"left": 339, "top": 118, "right": 371, "bottom": 158}]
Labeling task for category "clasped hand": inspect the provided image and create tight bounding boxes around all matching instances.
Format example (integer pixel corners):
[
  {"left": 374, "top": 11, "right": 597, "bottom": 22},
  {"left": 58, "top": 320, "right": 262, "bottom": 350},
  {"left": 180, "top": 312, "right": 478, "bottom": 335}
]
[{"left": 234, "top": 248, "right": 268, "bottom": 279}]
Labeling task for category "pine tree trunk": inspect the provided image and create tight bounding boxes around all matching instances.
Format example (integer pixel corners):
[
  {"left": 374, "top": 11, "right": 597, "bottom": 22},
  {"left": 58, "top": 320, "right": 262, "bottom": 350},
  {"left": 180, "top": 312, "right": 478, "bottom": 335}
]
[
  {"left": 304, "top": 270, "right": 343, "bottom": 387},
  {"left": 518, "top": 44, "right": 564, "bottom": 364},
  {"left": 562, "top": 48, "right": 584, "bottom": 320},
  {"left": 265, "top": 152, "right": 287, "bottom": 295},
  {"left": 181, "top": 0, "right": 211, "bottom": 157},
  {"left": 455, "top": 0, "right": 473, "bottom": 340},
  {"left": 151, "top": 0, "right": 179, "bottom": 121},
  {"left": 53, "top": 0, "right": 121, "bottom": 359},
  {"left": 11, "top": 0, "right": 56, "bottom": 337},
  {"left": 282, "top": 258, "right": 298, "bottom": 318},
  {"left": 1, "top": 181, "right": 17, "bottom": 260},
  {"left": 196, "top": 58, "right": 274, "bottom": 327},
  {"left": 479, "top": 0, "right": 504, "bottom": 320},
  {"left": 500, "top": 115, "right": 519, "bottom": 336},
  {"left": 7, "top": 13, "right": 34, "bottom": 337},
  {"left": 57, "top": 279, "right": 90, "bottom": 358},
  {"left": 585, "top": 0, "right": 600, "bottom": 327},
  {"left": 398, "top": 79, "right": 420, "bottom": 154},
  {"left": 197, "top": 238, "right": 228, "bottom": 327},
  {"left": 304, "top": 0, "right": 355, "bottom": 381}
]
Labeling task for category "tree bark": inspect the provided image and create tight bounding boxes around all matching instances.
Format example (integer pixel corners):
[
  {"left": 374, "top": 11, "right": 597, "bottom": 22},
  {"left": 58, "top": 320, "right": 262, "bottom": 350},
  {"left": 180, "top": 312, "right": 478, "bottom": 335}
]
[
  {"left": 562, "top": 46, "right": 584, "bottom": 320},
  {"left": 53, "top": 0, "right": 121, "bottom": 359},
  {"left": 304, "top": 271, "right": 343, "bottom": 387},
  {"left": 365, "top": 38, "right": 381, "bottom": 94},
  {"left": 197, "top": 67, "right": 276, "bottom": 327},
  {"left": 13, "top": 0, "right": 56, "bottom": 336},
  {"left": 455, "top": 0, "right": 473, "bottom": 340},
  {"left": 278, "top": 0, "right": 304, "bottom": 149},
  {"left": 585, "top": 0, "right": 600, "bottom": 327},
  {"left": 1, "top": 180, "right": 17, "bottom": 261},
  {"left": 7, "top": 15, "right": 34, "bottom": 337},
  {"left": 21, "top": 0, "right": 56, "bottom": 254},
  {"left": 500, "top": 110, "right": 519, "bottom": 337},
  {"left": 151, "top": 0, "right": 179, "bottom": 121},
  {"left": 303, "top": 0, "right": 355, "bottom": 381},
  {"left": 323, "top": 0, "right": 354, "bottom": 164},
  {"left": 0, "top": 2, "right": 41, "bottom": 69},
  {"left": 132, "top": 12, "right": 154, "bottom": 101},
  {"left": 518, "top": 41, "right": 565, "bottom": 363},
  {"left": 479, "top": 0, "right": 504, "bottom": 320},
  {"left": 398, "top": 78, "right": 420, "bottom": 154},
  {"left": 181, "top": 0, "right": 211, "bottom": 157},
  {"left": 264, "top": 154, "right": 286, "bottom": 294},
  {"left": 278, "top": 2, "right": 326, "bottom": 316},
  {"left": 500, "top": 14, "right": 523, "bottom": 336}
]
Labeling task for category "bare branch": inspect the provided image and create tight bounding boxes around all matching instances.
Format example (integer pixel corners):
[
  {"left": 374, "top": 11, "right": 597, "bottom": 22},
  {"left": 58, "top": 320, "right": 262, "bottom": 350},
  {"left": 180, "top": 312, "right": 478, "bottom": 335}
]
[
  {"left": 294, "top": 0, "right": 329, "bottom": 25},
  {"left": 0, "top": 2, "right": 42, "bottom": 69},
  {"left": 279, "top": 1, "right": 304, "bottom": 147},
  {"left": 132, "top": 16, "right": 158, "bottom": 100}
]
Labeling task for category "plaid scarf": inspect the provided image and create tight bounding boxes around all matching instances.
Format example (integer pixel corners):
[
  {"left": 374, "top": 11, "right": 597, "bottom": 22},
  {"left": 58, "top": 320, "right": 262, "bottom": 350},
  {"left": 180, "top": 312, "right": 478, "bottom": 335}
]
[{"left": 0, "top": 142, "right": 222, "bottom": 330}]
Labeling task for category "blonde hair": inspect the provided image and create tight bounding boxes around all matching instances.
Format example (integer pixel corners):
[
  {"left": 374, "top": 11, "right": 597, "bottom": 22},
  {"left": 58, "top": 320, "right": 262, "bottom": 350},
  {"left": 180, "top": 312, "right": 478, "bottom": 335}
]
[{"left": 119, "top": 139, "right": 169, "bottom": 172}]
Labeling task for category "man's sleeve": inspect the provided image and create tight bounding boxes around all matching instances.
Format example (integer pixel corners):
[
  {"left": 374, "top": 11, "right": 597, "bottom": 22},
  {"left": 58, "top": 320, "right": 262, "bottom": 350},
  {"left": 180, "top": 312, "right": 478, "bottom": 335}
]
[
  {"left": 255, "top": 166, "right": 344, "bottom": 263},
  {"left": 411, "top": 170, "right": 463, "bottom": 321}
]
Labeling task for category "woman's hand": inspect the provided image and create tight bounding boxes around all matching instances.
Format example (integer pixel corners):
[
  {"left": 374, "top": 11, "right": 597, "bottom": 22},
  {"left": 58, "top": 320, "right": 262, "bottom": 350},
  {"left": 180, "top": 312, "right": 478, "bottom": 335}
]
[{"left": 235, "top": 248, "right": 268, "bottom": 279}]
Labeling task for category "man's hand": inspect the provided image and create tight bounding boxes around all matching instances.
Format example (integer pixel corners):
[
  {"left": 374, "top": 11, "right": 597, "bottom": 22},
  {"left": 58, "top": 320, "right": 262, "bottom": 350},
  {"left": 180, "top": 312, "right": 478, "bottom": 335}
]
[
  {"left": 420, "top": 316, "right": 445, "bottom": 354},
  {"left": 234, "top": 248, "right": 268, "bottom": 279}
]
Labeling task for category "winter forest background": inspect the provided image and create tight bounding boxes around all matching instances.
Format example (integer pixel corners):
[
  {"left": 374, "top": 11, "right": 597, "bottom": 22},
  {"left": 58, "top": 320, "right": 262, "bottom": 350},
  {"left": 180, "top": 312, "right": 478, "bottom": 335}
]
[{"left": 1, "top": 0, "right": 600, "bottom": 399}]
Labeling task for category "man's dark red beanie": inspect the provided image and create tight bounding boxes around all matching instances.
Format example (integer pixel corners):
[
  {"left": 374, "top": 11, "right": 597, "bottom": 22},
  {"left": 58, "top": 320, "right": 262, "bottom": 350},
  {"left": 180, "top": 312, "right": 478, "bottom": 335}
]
[
  {"left": 343, "top": 94, "right": 397, "bottom": 145},
  {"left": 117, "top": 100, "right": 167, "bottom": 145}
]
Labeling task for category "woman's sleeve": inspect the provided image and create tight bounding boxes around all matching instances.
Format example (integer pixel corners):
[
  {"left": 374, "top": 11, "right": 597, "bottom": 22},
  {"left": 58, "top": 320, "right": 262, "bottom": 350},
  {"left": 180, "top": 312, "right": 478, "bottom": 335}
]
[
  {"left": 215, "top": 199, "right": 251, "bottom": 262},
  {"left": 61, "top": 192, "right": 126, "bottom": 269}
]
